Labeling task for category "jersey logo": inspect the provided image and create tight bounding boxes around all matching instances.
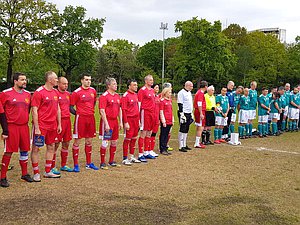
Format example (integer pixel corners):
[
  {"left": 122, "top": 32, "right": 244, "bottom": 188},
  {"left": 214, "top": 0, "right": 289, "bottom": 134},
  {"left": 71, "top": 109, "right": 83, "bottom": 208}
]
[
  {"left": 54, "top": 96, "right": 58, "bottom": 101},
  {"left": 59, "top": 97, "right": 62, "bottom": 99},
  {"left": 82, "top": 95, "right": 85, "bottom": 98},
  {"left": 13, "top": 98, "right": 16, "bottom": 102},
  {"left": 66, "top": 96, "right": 70, "bottom": 100},
  {"left": 91, "top": 93, "right": 94, "bottom": 97},
  {"left": 46, "top": 97, "right": 49, "bottom": 100},
  {"left": 25, "top": 98, "right": 30, "bottom": 103}
]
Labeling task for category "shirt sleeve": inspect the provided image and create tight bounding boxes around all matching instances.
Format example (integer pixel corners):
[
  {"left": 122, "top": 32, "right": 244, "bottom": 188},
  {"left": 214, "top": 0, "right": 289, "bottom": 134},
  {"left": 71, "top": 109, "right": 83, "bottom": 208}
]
[
  {"left": 0, "top": 101, "right": 4, "bottom": 114},
  {"left": 70, "top": 92, "right": 78, "bottom": 106},
  {"left": 31, "top": 91, "right": 42, "bottom": 108},
  {"left": 177, "top": 91, "right": 183, "bottom": 104},
  {"left": 99, "top": 95, "right": 107, "bottom": 109},
  {"left": 121, "top": 96, "right": 128, "bottom": 123},
  {"left": 138, "top": 89, "right": 143, "bottom": 103}
]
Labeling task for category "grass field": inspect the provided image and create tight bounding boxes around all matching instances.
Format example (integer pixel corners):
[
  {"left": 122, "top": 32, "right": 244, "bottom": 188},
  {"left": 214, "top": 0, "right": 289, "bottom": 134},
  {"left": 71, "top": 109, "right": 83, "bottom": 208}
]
[{"left": 0, "top": 100, "right": 299, "bottom": 225}]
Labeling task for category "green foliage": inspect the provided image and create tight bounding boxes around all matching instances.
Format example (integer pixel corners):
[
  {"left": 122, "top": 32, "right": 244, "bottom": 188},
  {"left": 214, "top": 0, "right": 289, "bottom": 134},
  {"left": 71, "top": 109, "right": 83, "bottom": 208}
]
[
  {"left": 285, "top": 36, "right": 300, "bottom": 86},
  {"left": 42, "top": 5, "right": 105, "bottom": 81},
  {"left": 173, "top": 17, "right": 236, "bottom": 89},
  {"left": 0, "top": 0, "right": 58, "bottom": 86}
]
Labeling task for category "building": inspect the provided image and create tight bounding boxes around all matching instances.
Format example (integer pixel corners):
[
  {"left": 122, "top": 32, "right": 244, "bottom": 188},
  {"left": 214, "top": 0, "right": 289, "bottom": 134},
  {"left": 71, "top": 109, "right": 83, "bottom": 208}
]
[{"left": 249, "top": 28, "right": 286, "bottom": 43}]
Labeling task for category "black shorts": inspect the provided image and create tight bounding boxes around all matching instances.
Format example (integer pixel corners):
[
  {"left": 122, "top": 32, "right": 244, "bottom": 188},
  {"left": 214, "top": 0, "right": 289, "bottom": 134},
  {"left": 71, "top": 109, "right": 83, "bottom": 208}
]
[
  {"left": 205, "top": 111, "right": 215, "bottom": 126},
  {"left": 178, "top": 112, "right": 193, "bottom": 133}
]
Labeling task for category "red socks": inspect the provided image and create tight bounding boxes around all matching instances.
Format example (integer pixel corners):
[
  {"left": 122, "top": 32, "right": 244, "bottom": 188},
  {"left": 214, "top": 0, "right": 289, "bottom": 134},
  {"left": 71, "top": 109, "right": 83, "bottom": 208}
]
[
  {"left": 19, "top": 152, "right": 28, "bottom": 176},
  {"left": 32, "top": 162, "right": 39, "bottom": 175},
  {"left": 150, "top": 136, "right": 156, "bottom": 151},
  {"left": 72, "top": 144, "right": 79, "bottom": 166},
  {"left": 45, "top": 160, "right": 52, "bottom": 173},
  {"left": 138, "top": 137, "right": 144, "bottom": 153},
  {"left": 100, "top": 147, "right": 106, "bottom": 164},
  {"left": 123, "top": 139, "right": 130, "bottom": 159},
  {"left": 1, "top": 154, "right": 11, "bottom": 179},
  {"left": 144, "top": 137, "right": 151, "bottom": 151},
  {"left": 61, "top": 148, "right": 68, "bottom": 167},
  {"left": 130, "top": 138, "right": 137, "bottom": 155},
  {"left": 51, "top": 153, "right": 56, "bottom": 169},
  {"left": 109, "top": 145, "right": 117, "bottom": 163},
  {"left": 85, "top": 144, "right": 92, "bottom": 165}
]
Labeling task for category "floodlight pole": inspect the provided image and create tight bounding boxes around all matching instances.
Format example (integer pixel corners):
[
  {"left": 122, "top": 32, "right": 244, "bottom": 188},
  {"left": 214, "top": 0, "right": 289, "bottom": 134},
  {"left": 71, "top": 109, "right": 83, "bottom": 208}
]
[{"left": 160, "top": 22, "right": 168, "bottom": 86}]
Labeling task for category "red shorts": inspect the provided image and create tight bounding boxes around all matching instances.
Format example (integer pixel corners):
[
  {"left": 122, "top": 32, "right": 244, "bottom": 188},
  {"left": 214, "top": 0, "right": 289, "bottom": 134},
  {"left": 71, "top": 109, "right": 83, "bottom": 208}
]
[
  {"left": 124, "top": 117, "right": 139, "bottom": 139},
  {"left": 73, "top": 114, "right": 96, "bottom": 139},
  {"left": 140, "top": 109, "right": 155, "bottom": 131},
  {"left": 4, "top": 124, "right": 30, "bottom": 153},
  {"left": 99, "top": 118, "right": 119, "bottom": 141},
  {"left": 194, "top": 110, "right": 206, "bottom": 127},
  {"left": 58, "top": 117, "right": 72, "bottom": 142},
  {"left": 32, "top": 125, "right": 59, "bottom": 145}
]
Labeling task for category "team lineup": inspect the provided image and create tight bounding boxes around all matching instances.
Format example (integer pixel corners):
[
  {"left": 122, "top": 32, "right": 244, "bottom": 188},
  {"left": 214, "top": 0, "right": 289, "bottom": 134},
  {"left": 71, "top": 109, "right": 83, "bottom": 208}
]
[{"left": 0, "top": 71, "right": 299, "bottom": 188}]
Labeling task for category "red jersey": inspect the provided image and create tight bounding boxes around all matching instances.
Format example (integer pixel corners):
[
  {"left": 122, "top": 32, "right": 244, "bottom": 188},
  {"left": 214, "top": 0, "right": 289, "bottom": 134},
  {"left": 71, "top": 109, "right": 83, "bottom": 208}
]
[
  {"left": 138, "top": 86, "right": 155, "bottom": 112},
  {"left": 99, "top": 91, "right": 121, "bottom": 119},
  {"left": 57, "top": 90, "right": 70, "bottom": 119},
  {"left": 31, "top": 86, "right": 59, "bottom": 130},
  {"left": 194, "top": 89, "right": 206, "bottom": 113},
  {"left": 0, "top": 88, "right": 31, "bottom": 125},
  {"left": 121, "top": 90, "right": 139, "bottom": 123},
  {"left": 160, "top": 98, "right": 173, "bottom": 125},
  {"left": 154, "top": 95, "right": 160, "bottom": 121},
  {"left": 70, "top": 87, "right": 96, "bottom": 116},
  {"left": 0, "top": 101, "right": 3, "bottom": 114}
]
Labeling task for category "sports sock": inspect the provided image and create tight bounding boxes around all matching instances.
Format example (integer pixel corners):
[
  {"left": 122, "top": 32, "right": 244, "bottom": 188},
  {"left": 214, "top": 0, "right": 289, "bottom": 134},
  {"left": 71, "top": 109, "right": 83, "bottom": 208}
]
[
  {"left": 245, "top": 124, "right": 249, "bottom": 136},
  {"left": 201, "top": 130, "right": 207, "bottom": 143},
  {"left": 229, "top": 124, "right": 235, "bottom": 135},
  {"left": 150, "top": 136, "right": 156, "bottom": 151},
  {"left": 178, "top": 132, "right": 183, "bottom": 149},
  {"left": 123, "top": 139, "right": 130, "bottom": 159},
  {"left": 206, "top": 130, "right": 211, "bottom": 142},
  {"left": 194, "top": 136, "right": 200, "bottom": 146},
  {"left": 268, "top": 122, "right": 271, "bottom": 133},
  {"left": 51, "top": 153, "right": 56, "bottom": 169},
  {"left": 144, "top": 137, "right": 151, "bottom": 152},
  {"left": 214, "top": 128, "right": 219, "bottom": 140},
  {"left": 72, "top": 144, "right": 79, "bottom": 166},
  {"left": 32, "top": 162, "right": 39, "bottom": 175},
  {"left": 45, "top": 159, "right": 52, "bottom": 173},
  {"left": 272, "top": 122, "right": 277, "bottom": 134},
  {"left": 19, "top": 152, "right": 28, "bottom": 176},
  {"left": 182, "top": 133, "right": 187, "bottom": 147},
  {"left": 84, "top": 144, "right": 92, "bottom": 165},
  {"left": 292, "top": 121, "right": 297, "bottom": 130},
  {"left": 1, "top": 154, "right": 11, "bottom": 179},
  {"left": 109, "top": 145, "right": 117, "bottom": 163},
  {"left": 129, "top": 138, "right": 137, "bottom": 155},
  {"left": 61, "top": 148, "right": 68, "bottom": 167},
  {"left": 218, "top": 129, "right": 223, "bottom": 140},
  {"left": 288, "top": 121, "right": 292, "bottom": 130},
  {"left": 263, "top": 123, "right": 267, "bottom": 135},
  {"left": 100, "top": 146, "right": 106, "bottom": 164},
  {"left": 281, "top": 120, "right": 286, "bottom": 131},
  {"left": 258, "top": 124, "right": 263, "bottom": 135},
  {"left": 249, "top": 124, "right": 253, "bottom": 136},
  {"left": 138, "top": 137, "right": 144, "bottom": 154}
]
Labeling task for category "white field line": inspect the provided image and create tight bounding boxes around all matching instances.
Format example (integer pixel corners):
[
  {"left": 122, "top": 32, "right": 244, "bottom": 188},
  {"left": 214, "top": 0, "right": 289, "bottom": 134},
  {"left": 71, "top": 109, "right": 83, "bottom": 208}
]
[{"left": 169, "top": 139, "right": 300, "bottom": 155}]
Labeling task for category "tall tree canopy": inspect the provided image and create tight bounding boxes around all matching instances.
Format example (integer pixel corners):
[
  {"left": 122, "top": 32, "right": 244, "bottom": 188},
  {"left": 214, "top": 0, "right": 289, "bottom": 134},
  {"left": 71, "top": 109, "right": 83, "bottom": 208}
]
[
  {"left": 173, "top": 17, "right": 236, "bottom": 89},
  {"left": 0, "top": 0, "right": 57, "bottom": 86},
  {"left": 43, "top": 5, "right": 105, "bottom": 82}
]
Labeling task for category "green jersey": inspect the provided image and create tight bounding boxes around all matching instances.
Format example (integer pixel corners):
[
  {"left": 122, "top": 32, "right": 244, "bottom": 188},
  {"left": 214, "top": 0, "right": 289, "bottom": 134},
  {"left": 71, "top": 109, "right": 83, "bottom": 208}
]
[
  {"left": 249, "top": 89, "right": 258, "bottom": 110},
  {"left": 290, "top": 92, "right": 300, "bottom": 109},
  {"left": 258, "top": 94, "right": 269, "bottom": 116},
  {"left": 215, "top": 94, "right": 229, "bottom": 117},
  {"left": 270, "top": 98, "right": 279, "bottom": 113},
  {"left": 278, "top": 94, "right": 287, "bottom": 109},
  {"left": 233, "top": 91, "right": 241, "bottom": 113},
  {"left": 239, "top": 95, "right": 250, "bottom": 110}
]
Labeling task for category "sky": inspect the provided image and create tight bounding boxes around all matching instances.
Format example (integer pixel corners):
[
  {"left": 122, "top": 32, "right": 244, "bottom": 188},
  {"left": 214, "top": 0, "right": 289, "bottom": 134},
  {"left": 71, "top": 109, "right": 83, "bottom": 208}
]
[{"left": 47, "top": 0, "right": 300, "bottom": 46}]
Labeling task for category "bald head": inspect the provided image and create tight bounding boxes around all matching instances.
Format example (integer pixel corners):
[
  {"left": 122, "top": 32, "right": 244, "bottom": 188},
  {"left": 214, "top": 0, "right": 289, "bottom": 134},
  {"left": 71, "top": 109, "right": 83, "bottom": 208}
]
[
  {"left": 227, "top": 81, "right": 234, "bottom": 90},
  {"left": 58, "top": 76, "right": 68, "bottom": 92},
  {"left": 184, "top": 81, "right": 193, "bottom": 91}
]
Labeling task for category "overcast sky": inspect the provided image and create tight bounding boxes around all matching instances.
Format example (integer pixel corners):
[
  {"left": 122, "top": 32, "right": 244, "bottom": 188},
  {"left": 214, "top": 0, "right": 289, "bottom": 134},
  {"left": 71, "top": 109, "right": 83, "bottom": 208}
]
[{"left": 47, "top": 0, "right": 300, "bottom": 46}]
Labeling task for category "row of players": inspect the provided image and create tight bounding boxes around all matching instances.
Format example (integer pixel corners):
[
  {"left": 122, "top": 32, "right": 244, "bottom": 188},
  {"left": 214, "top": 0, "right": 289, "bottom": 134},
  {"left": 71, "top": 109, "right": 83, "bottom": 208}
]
[{"left": 1, "top": 72, "right": 299, "bottom": 187}]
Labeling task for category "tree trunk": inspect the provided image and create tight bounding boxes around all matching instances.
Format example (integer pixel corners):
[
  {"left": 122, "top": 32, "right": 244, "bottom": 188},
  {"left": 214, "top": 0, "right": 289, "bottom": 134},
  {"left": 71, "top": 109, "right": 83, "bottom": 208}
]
[{"left": 6, "top": 45, "right": 14, "bottom": 88}]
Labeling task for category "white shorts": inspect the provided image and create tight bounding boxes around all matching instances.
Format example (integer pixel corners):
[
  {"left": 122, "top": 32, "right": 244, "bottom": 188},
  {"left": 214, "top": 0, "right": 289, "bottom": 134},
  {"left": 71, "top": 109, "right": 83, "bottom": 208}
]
[
  {"left": 195, "top": 119, "right": 204, "bottom": 127},
  {"left": 284, "top": 106, "right": 289, "bottom": 117},
  {"left": 288, "top": 108, "right": 300, "bottom": 120},
  {"left": 248, "top": 110, "right": 256, "bottom": 120},
  {"left": 231, "top": 113, "right": 237, "bottom": 123},
  {"left": 258, "top": 115, "right": 268, "bottom": 123},
  {"left": 215, "top": 116, "right": 228, "bottom": 126},
  {"left": 269, "top": 113, "right": 280, "bottom": 120},
  {"left": 238, "top": 110, "right": 249, "bottom": 124}
]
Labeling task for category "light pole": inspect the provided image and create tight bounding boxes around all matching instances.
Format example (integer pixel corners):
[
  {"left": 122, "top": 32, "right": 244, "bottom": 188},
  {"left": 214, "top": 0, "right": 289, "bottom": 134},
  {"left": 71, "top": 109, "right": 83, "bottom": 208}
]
[{"left": 160, "top": 22, "right": 168, "bottom": 86}]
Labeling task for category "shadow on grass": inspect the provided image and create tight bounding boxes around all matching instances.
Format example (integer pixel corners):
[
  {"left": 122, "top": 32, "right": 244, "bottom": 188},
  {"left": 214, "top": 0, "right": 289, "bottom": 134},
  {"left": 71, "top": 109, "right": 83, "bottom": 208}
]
[{"left": 189, "top": 195, "right": 299, "bottom": 225}]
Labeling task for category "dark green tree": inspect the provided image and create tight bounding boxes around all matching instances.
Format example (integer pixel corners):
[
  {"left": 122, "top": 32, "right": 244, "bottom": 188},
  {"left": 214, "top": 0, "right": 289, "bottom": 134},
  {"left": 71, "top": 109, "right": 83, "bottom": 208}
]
[{"left": 0, "top": 0, "right": 58, "bottom": 86}]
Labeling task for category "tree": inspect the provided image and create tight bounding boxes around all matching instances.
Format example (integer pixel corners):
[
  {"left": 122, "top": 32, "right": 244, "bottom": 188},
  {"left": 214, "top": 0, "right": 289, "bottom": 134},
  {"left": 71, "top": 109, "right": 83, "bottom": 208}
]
[
  {"left": 43, "top": 5, "right": 105, "bottom": 82},
  {"left": 285, "top": 36, "right": 300, "bottom": 85},
  {"left": 174, "top": 17, "right": 236, "bottom": 89},
  {"left": 222, "top": 23, "right": 247, "bottom": 47},
  {"left": 98, "top": 39, "right": 140, "bottom": 91},
  {"left": 0, "top": 0, "right": 57, "bottom": 87}
]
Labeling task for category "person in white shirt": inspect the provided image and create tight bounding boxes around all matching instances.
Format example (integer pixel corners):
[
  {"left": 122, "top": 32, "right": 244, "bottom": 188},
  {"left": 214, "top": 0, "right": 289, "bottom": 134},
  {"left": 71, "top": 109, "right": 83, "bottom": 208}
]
[{"left": 177, "top": 81, "right": 194, "bottom": 152}]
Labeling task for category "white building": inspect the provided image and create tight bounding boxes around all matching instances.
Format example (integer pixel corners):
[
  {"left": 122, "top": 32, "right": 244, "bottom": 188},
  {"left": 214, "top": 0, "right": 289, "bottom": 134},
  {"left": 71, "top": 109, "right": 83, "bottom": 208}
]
[{"left": 249, "top": 28, "right": 286, "bottom": 43}]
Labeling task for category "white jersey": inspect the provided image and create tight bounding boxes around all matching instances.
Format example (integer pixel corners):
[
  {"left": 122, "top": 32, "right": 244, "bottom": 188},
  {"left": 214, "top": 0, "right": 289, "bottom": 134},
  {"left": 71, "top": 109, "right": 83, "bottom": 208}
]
[{"left": 177, "top": 89, "right": 193, "bottom": 113}]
